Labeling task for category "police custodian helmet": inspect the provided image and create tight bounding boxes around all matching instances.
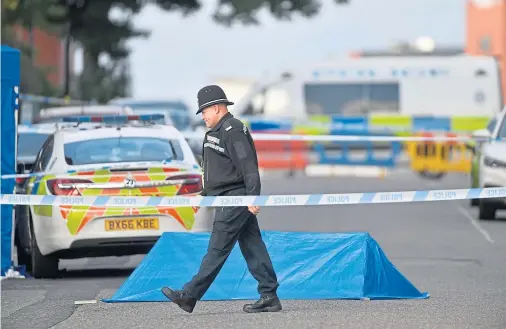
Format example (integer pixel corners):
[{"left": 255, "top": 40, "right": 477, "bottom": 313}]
[{"left": 196, "top": 85, "right": 234, "bottom": 115}]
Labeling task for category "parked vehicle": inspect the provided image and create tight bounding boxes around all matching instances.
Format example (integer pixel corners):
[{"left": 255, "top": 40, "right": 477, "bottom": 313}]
[
  {"left": 470, "top": 106, "right": 506, "bottom": 219},
  {"left": 15, "top": 114, "right": 213, "bottom": 278},
  {"left": 232, "top": 56, "right": 503, "bottom": 122}
]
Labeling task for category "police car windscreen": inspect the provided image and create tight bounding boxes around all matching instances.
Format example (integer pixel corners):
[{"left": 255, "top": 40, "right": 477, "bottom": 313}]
[
  {"left": 18, "top": 133, "right": 50, "bottom": 158},
  {"left": 63, "top": 137, "right": 184, "bottom": 165}
]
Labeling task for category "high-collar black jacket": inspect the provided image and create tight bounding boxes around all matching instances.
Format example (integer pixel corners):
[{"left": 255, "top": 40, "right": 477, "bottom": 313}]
[{"left": 200, "top": 112, "right": 261, "bottom": 197}]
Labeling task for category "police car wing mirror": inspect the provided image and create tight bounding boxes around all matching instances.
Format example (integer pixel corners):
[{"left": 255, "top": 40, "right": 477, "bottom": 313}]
[
  {"left": 472, "top": 128, "right": 491, "bottom": 141},
  {"left": 16, "top": 163, "right": 25, "bottom": 174},
  {"left": 195, "top": 154, "right": 203, "bottom": 166}
]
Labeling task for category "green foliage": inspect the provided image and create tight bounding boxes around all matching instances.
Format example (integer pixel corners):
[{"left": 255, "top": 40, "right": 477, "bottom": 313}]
[
  {"left": 2, "top": 0, "right": 65, "bottom": 35},
  {"left": 1, "top": 24, "right": 57, "bottom": 96},
  {"left": 77, "top": 57, "right": 131, "bottom": 103}
]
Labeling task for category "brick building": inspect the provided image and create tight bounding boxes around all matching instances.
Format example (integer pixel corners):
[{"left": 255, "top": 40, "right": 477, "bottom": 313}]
[
  {"left": 13, "top": 25, "right": 74, "bottom": 89},
  {"left": 466, "top": 0, "right": 506, "bottom": 106}
]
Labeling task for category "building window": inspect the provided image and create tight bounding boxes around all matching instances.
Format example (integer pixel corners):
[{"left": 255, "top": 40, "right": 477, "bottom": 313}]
[{"left": 479, "top": 35, "right": 491, "bottom": 53}]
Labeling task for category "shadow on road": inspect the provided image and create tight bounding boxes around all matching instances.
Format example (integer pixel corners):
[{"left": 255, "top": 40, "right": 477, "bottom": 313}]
[
  {"left": 16, "top": 267, "right": 136, "bottom": 281},
  {"left": 57, "top": 267, "right": 135, "bottom": 279}
]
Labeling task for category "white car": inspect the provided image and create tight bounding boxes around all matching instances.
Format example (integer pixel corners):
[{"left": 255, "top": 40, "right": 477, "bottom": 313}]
[
  {"left": 15, "top": 114, "right": 213, "bottom": 278},
  {"left": 473, "top": 107, "right": 506, "bottom": 220}
]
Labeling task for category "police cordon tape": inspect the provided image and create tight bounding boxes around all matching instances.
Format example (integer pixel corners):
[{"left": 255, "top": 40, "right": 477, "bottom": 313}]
[
  {"left": 182, "top": 131, "right": 495, "bottom": 143},
  {"left": 2, "top": 187, "right": 505, "bottom": 207},
  {"left": 247, "top": 133, "right": 494, "bottom": 142},
  {"left": 19, "top": 93, "right": 96, "bottom": 105}
]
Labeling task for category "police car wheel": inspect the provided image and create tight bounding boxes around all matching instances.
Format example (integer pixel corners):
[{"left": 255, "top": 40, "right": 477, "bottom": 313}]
[
  {"left": 469, "top": 176, "right": 478, "bottom": 206},
  {"left": 478, "top": 200, "right": 496, "bottom": 221},
  {"left": 29, "top": 217, "right": 59, "bottom": 279},
  {"left": 14, "top": 209, "right": 32, "bottom": 271},
  {"left": 16, "top": 242, "right": 32, "bottom": 272}
]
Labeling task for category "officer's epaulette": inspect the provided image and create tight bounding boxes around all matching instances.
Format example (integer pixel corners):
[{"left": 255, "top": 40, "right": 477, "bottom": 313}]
[{"left": 223, "top": 117, "right": 244, "bottom": 132}]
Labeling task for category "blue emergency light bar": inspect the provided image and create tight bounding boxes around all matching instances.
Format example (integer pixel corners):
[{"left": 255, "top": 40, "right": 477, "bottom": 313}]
[{"left": 62, "top": 114, "right": 165, "bottom": 124}]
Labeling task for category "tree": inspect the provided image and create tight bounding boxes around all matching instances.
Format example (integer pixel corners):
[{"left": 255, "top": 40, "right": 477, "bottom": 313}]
[
  {"left": 4, "top": 0, "right": 350, "bottom": 102},
  {"left": 1, "top": 0, "right": 62, "bottom": 95}
]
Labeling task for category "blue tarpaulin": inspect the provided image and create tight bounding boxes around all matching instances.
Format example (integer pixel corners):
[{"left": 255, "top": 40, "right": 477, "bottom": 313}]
[
  {"left": 103, "top": 231, "right": 429, "bottom": 302},
  {"left": 1, "top": 45, "right": 20, "bottom": 275}
]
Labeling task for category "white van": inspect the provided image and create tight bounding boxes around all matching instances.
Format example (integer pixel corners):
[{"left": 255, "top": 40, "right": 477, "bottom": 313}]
[{"left": 232, "top": 56, "right": 504, "bottom": 120}]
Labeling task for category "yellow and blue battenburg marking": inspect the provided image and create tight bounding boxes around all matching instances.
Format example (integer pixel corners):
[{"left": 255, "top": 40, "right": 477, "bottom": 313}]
[
  {"left": 241, "top": 114, "right": 491, "bottom": 135},
  {"left": 26, "top": 165, "right": 203, "bottom": 236}
]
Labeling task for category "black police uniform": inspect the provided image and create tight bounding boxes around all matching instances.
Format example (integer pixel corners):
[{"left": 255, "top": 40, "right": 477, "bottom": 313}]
[{"left": 161, "top": 85, "right": 281, "bottom": 314}]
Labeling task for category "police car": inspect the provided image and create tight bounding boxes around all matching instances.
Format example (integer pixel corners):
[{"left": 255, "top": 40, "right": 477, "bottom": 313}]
[
  {"left": 471, "top": 107, "right": 506, "bottom": 220},
  {"left": 15, "top": 114, "right": 213, "bottom": 278}
]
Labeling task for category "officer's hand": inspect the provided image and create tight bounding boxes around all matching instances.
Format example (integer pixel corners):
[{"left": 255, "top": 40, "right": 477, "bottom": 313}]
[
  {"left": 248, "top": 205, "right": 260, "bottom": 215},
  {"left": 194, "top": 192, "right": 203, "bottom": 212}
]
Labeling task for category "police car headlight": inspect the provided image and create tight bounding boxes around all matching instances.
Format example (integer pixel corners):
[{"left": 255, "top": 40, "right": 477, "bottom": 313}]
[{"left": 484, "top": 156, "right": 506, "bottom": 168}]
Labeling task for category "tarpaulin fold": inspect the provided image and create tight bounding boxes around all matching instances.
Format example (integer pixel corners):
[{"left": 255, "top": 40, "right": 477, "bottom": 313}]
[{"left": 103, "top": 231, "right": 429, "bottom": 302}]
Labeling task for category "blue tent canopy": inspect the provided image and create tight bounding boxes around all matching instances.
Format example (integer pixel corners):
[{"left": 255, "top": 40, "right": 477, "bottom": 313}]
[
  {"left": 1, "top": 45, "right": 20, "bottom": 275},
  {"left": 104, "top": 231, "right": 429, "bottom": 302}
]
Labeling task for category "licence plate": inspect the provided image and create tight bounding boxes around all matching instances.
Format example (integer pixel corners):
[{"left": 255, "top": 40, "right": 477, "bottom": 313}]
[{"left": 105, "top": 218, "right": 159, "bottom": 231}]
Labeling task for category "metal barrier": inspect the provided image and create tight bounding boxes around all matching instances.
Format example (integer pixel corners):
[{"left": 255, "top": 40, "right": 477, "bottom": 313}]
[
  {"left": 405, "top": 132, "right": 473, "bottom": 179},
  {"left": 255, "top": 131, "right": 310, "bottom": 175},
  {"left": 311, "top": 117, "right": 402, "bottom": 174},
  {"left": 253, "top": 126, "right": 404, "bottom": 177},
  {"left": 251, "top": 130, "right": 480, "bottom": 178},
  {"left": 244, "top": 115, "right": 487, "bottom": 177},
  {"left": 313, "top": 140, "right": 402, "bottom": 167}
]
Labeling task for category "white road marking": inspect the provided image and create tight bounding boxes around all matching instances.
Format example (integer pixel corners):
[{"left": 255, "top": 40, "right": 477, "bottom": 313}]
[
  {"left": 304, "top": 165, "right": 388, "bottom": 178},
  {"left": 457, "top": 206, "right": 495, "bottom": 244},
  {"left": 74, "top": 300, "right": 98, "bottom": 305}
]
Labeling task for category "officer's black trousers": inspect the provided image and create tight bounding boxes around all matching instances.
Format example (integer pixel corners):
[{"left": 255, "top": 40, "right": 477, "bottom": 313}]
[{"left": 182, "top": 191, "right": 279, "bottom": 300}]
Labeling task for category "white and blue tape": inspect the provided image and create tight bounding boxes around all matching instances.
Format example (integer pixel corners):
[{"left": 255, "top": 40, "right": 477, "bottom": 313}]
[
  {"left": 19, "top": 94, "right": 96, "bottom": 106},
  {"left": 17, "top": 125, "right": 56, "bottom": 134},
  {"left": 248, "top": 133, "right": 487, "bottom": 142},
  {"left": 181, "top": 132, "right": 495, "bottom": 143},
  {"left": 2, "top": 187, "right": 505, "bottom": 207}
]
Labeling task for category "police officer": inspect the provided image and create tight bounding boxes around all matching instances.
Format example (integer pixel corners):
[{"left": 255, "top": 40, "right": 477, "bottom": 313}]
[{"left": 161, "top": 85, "right": 281, "bottom": 314}]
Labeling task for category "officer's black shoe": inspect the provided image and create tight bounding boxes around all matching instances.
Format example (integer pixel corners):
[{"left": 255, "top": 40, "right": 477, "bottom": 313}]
[
  {"left": 243, "top": 295, "right": 282, "bottom": 313},
  {"left": 161, "top": 287, "right": 197, "bottom": 313}
]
